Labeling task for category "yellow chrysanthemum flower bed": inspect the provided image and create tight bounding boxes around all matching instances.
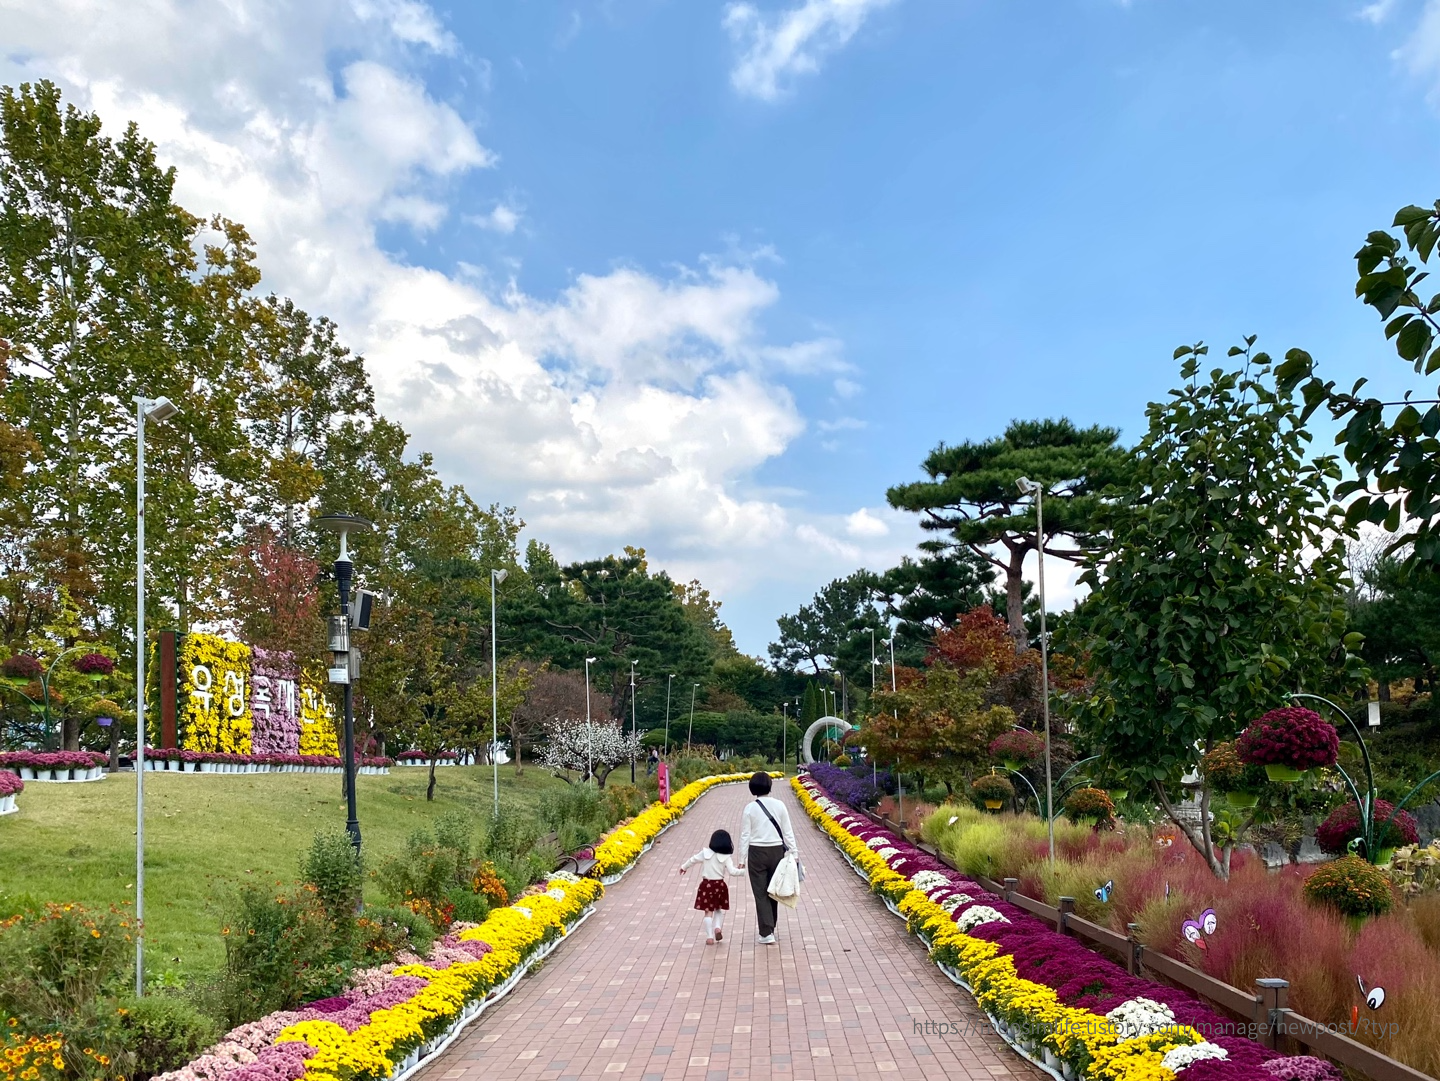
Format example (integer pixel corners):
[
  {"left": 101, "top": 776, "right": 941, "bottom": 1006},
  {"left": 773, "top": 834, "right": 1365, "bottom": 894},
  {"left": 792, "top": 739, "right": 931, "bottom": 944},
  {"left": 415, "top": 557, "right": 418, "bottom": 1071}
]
[
  {"left": 790, "top": 774, "right": 1203, "bottom": 1081},
  {"left": 591, "top": 772, "right": 779, "bottom": 875}
]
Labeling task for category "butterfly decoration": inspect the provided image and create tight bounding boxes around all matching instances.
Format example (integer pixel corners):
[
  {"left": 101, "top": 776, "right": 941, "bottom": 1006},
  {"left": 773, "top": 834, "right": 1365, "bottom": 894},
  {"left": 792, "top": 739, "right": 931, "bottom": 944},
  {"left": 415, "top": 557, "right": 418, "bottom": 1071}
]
[
  {"left": 1156, "top": 835, "right": 1174, "bottom": 848},
  {"left": 1181, "top": 908, "right": 1218, "bottom": 950},
  {"left": 947, "top": 815, "right": 959, "bottom": 826},
  {"left": 1357, "top": 976, "right": 1385, "bottom": 1010},
  {"left": 1165, "top": 881, "right": 1171, "bottom": 901},
  {"left": 1094, "top": 879, "right": 1114, "bottom": 904}
]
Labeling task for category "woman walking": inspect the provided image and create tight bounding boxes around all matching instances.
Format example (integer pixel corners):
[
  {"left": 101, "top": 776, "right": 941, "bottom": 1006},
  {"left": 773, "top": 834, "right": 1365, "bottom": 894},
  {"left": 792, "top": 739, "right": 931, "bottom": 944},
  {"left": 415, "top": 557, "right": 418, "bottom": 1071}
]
[{"left": 736, "top": 771, "right": 798, "bottom": 945}]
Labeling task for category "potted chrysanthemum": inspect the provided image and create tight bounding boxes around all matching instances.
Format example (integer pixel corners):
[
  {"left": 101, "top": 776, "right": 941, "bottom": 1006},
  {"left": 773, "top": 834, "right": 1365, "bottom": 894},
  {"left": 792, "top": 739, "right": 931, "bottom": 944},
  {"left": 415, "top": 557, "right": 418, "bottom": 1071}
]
[
  {"left": 1063, "top": 787, "right": 1115, "bottom": 828},
  {"left": 971, "top": 773, "right": 1015, "bottom": 811},
  {"left": 988, "top": 729, "right": 1045, "bottom": 773},
  {"left": 1201, "top": 740, "right": 1267, "bottom": 808},
  {"left": 1237, "top": 706, "right": 1339, "bottom": 782}
]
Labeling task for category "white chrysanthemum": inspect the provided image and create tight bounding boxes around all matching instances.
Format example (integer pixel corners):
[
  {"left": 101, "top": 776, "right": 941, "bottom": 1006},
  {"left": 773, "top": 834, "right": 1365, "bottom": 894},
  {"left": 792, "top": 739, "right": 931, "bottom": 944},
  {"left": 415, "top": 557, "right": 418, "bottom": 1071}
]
[
  {"left": 549, "top": 871, "right": 581, "bottom": 883},
  {"left": 955, "top": 905, "right": 1009, "bottom": 931},
  {"left": 1161, "top": 1044, "right": 1228, "bottom": 1072},
  {"left": 513, "top": 906, "right": 533, "bottom": 919},
  {"left": 877, "top": 847, "right": 899, "bottom": 860},
  {"left": 911, "top": 871, "right": 950, "bottom": 892},
  {"left": 545, "top": 888, "right": 566, "bottom": 901},
  {"left": 1106, "top": 997, "right": 1177, "bottom": 1040},
  {"left": 866, "top": 837, "right": 888, "bottom": 848},
  {"left": 939, "top": 894, "right": 973, "bottom": 913}
]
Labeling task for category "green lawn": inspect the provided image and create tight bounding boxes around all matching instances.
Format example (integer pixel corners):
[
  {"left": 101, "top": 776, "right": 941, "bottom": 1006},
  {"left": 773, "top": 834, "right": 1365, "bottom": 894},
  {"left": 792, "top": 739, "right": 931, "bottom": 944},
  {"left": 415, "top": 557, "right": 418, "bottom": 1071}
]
[{"left": 0, "top": 765, "right": 573, "bottom": 977}]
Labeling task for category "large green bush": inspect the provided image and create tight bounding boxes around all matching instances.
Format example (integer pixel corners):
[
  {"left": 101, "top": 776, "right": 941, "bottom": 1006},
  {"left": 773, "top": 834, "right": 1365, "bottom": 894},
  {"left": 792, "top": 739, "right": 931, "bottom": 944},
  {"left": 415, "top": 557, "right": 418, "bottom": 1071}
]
[{"left": 117, "top": 994, "right": 218, "bottom": 1080}]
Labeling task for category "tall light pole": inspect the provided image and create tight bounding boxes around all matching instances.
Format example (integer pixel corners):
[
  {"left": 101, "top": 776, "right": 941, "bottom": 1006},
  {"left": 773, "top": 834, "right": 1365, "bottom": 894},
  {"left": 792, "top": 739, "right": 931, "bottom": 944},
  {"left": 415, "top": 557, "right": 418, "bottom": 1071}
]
[
  {"left": 665, "top": 674, "right": 675, "bottom": 755},
  {"left": 687, "top": 683, "right": 699, "bottom": 752},
  {"left": 490, "top": 568, "right": 507, "bottom": 818},
  {"left": 584, "top": 657, "right": 597, "bottom": 782},
  {"left": 1016, "top": 476, "right": 1055, "bottom": 868},
  {"left": 317, "top": 513, "right": 374, "bottom": 855},
  {"left": 782, "top": 702, "right": 788, "bottom": 772},
  {"left": 134, "top": 393, "right": 179, "bottom": 997},
  {"left": 629, "top": 659, "right": 638, "bottom": 783}
]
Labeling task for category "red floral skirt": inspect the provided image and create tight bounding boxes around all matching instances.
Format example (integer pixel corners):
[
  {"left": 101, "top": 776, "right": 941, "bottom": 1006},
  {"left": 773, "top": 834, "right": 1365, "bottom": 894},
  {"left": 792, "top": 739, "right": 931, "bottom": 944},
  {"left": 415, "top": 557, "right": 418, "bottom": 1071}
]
[{"left": 694, "top": 878, "right": 729, "bottom": 911}]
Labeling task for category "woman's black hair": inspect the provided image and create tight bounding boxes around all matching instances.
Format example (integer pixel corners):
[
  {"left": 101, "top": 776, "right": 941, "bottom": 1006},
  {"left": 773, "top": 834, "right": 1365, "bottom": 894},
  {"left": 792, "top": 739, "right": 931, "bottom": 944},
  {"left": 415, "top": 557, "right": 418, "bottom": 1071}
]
[
  {"left": 709, "top": 829, "right": 734, "bottom": 854},
  {"left": 748, "top": 770, "right": 773, "bottom": 796}
]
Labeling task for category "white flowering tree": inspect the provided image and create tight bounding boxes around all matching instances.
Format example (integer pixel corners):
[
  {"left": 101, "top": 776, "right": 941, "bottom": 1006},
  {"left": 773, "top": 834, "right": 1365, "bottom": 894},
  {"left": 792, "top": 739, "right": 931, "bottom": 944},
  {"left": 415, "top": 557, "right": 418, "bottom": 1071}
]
[{"left": 541, "top": 717, "right": 642, "bottom": 788}]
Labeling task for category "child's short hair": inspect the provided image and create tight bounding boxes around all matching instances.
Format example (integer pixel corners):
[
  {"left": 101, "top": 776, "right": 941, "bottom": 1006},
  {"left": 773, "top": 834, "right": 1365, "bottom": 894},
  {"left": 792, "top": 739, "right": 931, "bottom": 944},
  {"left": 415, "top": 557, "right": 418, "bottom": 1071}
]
[{"left": 709, "top": 829, "right": 734, "bottom": 854}]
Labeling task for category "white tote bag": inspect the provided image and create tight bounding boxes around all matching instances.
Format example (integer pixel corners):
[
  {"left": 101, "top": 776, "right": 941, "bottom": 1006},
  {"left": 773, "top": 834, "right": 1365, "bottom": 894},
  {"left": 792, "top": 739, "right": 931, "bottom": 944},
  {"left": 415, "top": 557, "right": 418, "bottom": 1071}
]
[{"left": 768, "top": 851, "right": 801, "bottom": 908}]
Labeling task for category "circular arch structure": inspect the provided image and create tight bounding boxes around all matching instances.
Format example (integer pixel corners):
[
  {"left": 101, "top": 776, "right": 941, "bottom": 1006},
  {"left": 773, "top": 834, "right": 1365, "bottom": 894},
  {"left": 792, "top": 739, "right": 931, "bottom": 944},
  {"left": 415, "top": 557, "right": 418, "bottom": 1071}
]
[{"left": 801, "top": 716, "right": 854, "bottom": 764}]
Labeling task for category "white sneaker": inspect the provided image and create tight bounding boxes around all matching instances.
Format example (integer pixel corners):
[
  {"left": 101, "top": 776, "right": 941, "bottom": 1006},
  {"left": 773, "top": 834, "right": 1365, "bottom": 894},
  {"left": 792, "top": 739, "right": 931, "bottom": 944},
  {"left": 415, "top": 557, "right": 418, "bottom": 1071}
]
[{"left": 757, "top": 934, "right": 776, "bottom": 944}]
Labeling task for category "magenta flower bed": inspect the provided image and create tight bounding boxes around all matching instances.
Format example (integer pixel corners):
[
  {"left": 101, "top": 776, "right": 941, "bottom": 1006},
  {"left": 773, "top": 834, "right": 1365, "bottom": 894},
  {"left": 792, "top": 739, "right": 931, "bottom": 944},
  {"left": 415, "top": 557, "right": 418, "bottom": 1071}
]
[
  {"left": 1314, "top": 798, "right": 1419, "bottom": 855},
  {"left": 0, "top": 771, "right": 23, "bottom": 796},
  {"left": 397, "top": 749, "right": 458, "bottom": 761},
  {"left": 0, "top": 750, "right": 107, "bottom": 771},
  {"left": 144, "top": 749, "right": 393, "bottom": 768},
  {"left": 800, "top": 770, "right": 1318, "bottom": 1081}
]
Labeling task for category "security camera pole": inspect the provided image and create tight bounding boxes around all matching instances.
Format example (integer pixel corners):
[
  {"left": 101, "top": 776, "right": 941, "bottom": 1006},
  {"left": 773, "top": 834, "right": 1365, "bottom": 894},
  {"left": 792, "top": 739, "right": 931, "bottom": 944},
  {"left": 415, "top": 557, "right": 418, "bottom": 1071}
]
[
  {"left": 317, "top": 513, "right": 374, "bottom": 852},
  {"left": 1015, "top": 476, "right": 1055, "bottom": 868}
]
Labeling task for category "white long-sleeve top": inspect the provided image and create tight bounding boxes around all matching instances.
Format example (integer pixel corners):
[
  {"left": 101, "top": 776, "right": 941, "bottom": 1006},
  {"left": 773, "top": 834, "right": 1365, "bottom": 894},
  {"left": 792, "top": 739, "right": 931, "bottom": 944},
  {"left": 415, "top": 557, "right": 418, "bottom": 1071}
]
[
  {"left": 738, "top": 796, "right": 798, "bottom": 862},
  {"left": 680, "top": 848, "right": 743, "bottom": 880}
]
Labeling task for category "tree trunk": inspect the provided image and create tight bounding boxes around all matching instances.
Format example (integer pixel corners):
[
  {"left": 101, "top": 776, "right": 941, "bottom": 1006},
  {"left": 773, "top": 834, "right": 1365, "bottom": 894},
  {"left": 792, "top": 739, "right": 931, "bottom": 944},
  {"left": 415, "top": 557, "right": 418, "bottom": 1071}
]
[
  {"left": 1004, "top": 542, "right": 1028, "bottom": 651},
  {"left": 426, "top": 759, "right": 437, "bottom": 802},
  {"left": 1152, "top": 779, "right": 1228, "bottom": 879}
]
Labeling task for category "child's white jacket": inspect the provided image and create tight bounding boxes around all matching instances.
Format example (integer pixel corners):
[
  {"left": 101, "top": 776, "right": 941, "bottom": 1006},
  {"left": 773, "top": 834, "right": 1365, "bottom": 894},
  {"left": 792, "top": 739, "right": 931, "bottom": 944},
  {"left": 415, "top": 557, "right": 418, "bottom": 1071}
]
[{"left": 680, "top": 848, "right": 743, "bottom": 880}]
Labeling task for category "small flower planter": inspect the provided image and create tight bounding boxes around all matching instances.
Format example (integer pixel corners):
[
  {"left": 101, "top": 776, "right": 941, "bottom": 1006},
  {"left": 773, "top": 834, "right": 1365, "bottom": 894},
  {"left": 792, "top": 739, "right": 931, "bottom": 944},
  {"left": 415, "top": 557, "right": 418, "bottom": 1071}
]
[
  {"left": 1264, "top": 763, "right": 1305, "bottom": 782},
  {"left": 984, "top": 799, "right": 1003, "bottom": 810},
  {"left": 1105, "top": 789, "right": 1128, "bottom": 803},
  {"left": 0, "top": 794, "right": 15, "bottom": 814},
  {"left": 1224, "top": 790, "right": 1259, "bottom": 808},
  {"left": 1376, "top": 847, "right": 1396, "bottom": 866}
]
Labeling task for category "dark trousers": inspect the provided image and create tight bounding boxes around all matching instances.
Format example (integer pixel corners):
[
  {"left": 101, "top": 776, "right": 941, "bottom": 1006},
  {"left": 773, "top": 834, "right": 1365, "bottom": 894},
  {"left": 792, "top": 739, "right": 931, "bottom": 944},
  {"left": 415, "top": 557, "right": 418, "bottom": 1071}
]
[{"left": 747, "top": 843, "right": 785, "bottom": 937}]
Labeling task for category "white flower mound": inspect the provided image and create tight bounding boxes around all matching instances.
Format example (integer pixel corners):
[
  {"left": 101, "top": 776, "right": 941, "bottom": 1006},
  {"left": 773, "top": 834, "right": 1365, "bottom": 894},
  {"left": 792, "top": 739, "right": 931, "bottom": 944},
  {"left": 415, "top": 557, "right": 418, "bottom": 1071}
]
[
  {"left": 940, "top": 893, "right": 974, "bottom": 913},
  {"left": 865, "top": 837, "right": 888, "bottom": 849},
  {"left": 877, "top": 847, "right": 899, "bottom": 861},
  {"left": 1106, "top": 997, "right": 1178, "bottom": 1040},
  {"left": 911, "top": 871, "right": 950, "bottom": 892},
  {"left": 545, "top": 887, "right": 567, "bottom": 901},
  {"left": 513, "top": 905, "right": 533, "bottom": 919},
  {"left": 955, "top": 905, "right": 1009, "bottom": 931},
  {"left": 549, "top": 870, "right": 581, "bottom": 883},
  {"left": 1161, "top": 1043, "right": 1229, "bottom": 1072}
]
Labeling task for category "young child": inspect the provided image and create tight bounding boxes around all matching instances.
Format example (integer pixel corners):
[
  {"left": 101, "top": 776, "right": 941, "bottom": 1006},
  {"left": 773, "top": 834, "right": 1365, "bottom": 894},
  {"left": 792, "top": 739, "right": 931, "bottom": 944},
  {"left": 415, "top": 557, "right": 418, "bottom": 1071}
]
[{"left": 679, "top": 829, "right": 743, "bottom": 945}]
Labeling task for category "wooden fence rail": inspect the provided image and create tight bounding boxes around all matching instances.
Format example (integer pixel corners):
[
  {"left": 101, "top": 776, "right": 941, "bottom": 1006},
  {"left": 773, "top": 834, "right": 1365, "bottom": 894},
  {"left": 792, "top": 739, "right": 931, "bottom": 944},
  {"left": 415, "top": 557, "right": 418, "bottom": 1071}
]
[{"left": 869, "top": 816, "right": 1434, "bottom": 1081}]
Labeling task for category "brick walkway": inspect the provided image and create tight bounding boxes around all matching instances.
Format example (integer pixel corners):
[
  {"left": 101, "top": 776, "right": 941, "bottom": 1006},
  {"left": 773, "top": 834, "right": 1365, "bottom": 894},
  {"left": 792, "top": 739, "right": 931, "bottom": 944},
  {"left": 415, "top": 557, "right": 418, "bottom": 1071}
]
[{"left": 430, "top": 781, "right": 1039, "bottom": 1081}]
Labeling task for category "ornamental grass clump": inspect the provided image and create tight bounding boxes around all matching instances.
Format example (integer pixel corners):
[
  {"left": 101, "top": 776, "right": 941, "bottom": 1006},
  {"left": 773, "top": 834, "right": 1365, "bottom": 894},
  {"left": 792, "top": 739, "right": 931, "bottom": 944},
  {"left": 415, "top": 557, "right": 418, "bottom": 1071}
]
[
  {"left": 1236, "top": 707, "right": 1339, "bottom": 773},
  {"left": 1314, "top": 799, "right": 1418, "bottom": 856},
  {"left": 1302, "top": 856, "right": 1394, "bottom": 918}
]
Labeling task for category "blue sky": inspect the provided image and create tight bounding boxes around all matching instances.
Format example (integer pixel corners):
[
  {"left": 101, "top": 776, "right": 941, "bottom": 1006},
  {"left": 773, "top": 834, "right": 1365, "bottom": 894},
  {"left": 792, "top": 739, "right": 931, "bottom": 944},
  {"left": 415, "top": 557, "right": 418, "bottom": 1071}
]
[{"left": 7, "top": 0, "right": 1440, "bottom": 653}]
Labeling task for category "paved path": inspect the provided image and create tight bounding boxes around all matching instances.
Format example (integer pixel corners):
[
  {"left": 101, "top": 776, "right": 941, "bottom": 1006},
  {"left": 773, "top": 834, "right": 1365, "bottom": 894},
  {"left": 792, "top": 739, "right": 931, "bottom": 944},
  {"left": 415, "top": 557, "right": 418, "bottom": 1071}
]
[{"left": 430, "top": 781, "right": 1039, "bottom": 1081}]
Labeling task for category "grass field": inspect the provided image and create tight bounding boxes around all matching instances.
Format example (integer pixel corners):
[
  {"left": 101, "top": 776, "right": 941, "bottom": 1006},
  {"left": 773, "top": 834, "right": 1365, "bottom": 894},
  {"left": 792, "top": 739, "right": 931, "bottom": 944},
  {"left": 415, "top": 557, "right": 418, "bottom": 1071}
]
[{"left": 0, "top": 765, "right": 576, "bottom": 977}]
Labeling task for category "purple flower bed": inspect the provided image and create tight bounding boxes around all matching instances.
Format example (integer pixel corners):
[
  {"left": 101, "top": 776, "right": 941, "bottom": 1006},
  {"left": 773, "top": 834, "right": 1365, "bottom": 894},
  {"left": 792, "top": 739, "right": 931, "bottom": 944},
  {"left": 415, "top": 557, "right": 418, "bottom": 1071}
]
[
  {"left": 807, "top": 761, "right": 891, "bottom": 809},
  {"left": 0, "top": 750, "right": 107, "bottom": 770},
  {"left": 249, "top": 648, "right": 301, "bottom": 755},
  {"left": 802, "top": 769, "right": 1319, "bottom": 1081},
  {"left": 142, "top": 749, "right": 393, "bottom": 768}
]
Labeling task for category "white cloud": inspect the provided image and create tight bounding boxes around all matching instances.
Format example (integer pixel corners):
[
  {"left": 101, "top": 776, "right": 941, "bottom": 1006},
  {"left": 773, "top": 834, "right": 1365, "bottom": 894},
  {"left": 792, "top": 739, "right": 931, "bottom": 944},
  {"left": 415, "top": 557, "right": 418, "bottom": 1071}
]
[
  {"left": 1392, "top": 0, "right": 1440, "bottom": 96},
  {"left": 0, "top": 0, "right": 908, "bottom": 652},
  {"left": 468, "top": 202, "right": 521, "bottom": 234},
  {"left": 724, "top": 0, "right": 898, "bottom": 100},
  {"left": 1359, "top": 0, "right": 1400, "bottom": 23}
]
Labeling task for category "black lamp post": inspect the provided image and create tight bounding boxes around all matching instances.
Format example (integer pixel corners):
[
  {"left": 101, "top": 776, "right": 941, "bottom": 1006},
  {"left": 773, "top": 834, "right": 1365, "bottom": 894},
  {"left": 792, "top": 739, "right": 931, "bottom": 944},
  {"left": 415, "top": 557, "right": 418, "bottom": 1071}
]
[{"left": 317, "top": 513, "right": 374, "bottom": 852}]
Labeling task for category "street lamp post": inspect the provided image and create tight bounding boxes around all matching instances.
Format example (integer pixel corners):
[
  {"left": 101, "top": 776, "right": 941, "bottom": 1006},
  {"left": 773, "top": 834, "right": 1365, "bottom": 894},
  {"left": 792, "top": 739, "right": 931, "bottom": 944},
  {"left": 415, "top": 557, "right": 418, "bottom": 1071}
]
[
  {"left": 584, "top": 657, "right": 597, "bottom": 782},
  {"left": 317, "top": 514, "right": 374, "bottom": 854},
  {"left": 665, "top": 674, "right": 675, "bottom": 755},
  {"left": 687, "top": 683, "right": 698, "bottom": 752},
  {"left": 782, "top": 702, "right": 788, "bottom": 773},
  {"left": 133, "top": 394, "right": 180, "bottom": 997},
  {"left": 629, "top": 659, "right": 638, "bottom": 783},
  {"left": 1016, "top": 476, "right": 1055, "bottom": 868},
  {"left": 490, "top": 569, "right": 507, "bottom": 818}
]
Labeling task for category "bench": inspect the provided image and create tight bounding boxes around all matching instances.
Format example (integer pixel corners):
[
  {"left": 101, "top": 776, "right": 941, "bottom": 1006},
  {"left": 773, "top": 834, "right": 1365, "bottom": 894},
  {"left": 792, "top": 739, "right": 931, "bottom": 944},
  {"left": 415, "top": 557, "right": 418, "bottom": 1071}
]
[{"left": 542, "top": 831, "right": 599, "bottom": 877}]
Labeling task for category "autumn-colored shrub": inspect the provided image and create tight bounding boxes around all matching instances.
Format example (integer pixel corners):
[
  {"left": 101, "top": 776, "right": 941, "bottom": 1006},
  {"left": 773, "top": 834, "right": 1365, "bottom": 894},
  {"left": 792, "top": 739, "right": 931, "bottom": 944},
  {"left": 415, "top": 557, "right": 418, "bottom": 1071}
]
[
  {"left": 1236, "top": 707, "right": 1339, "bottom": 770},
  {"left": 1314, "top": 799, "right": 1419, "bottom": 856},
  {"left": 1303, "top": 856, "right": 1394, "bottom": 917}
]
